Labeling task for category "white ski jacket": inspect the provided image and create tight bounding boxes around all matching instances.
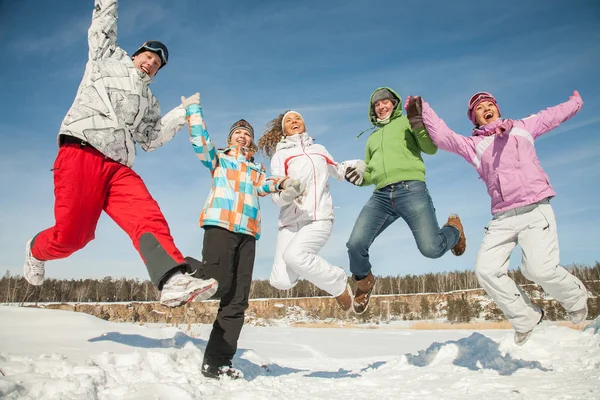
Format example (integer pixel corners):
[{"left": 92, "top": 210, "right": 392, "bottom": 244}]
[
  {"left": 271, "top": 133, "right": 360, "bottom": 228},
  {"left": 57, "top": 0, "right": 186, "bottom": 167}
]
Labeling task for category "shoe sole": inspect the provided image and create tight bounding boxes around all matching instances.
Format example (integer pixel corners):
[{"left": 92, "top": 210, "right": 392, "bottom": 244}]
[
  {"left": 353, "top": 294, "right": 372, "bottom": 314},
  {"left": 161, "top": 280, "right": 218, "bottom": 308},
  {"left": 336, "top": 284, "right": 354, "bottom": 312},
  {"left": 514, "top": 331, "right": 532, "bottom": 346},
  {"left": 515, "top": 309, "right": 544, "bottom": 346},
  {"left": 353, "top": 303, "right": 370, "bottom": 315},
  {"left": 353, "top": 277, "right": 375, "bottom": 315},
  {"left": 447, "top": 215, "right": 466, "bottom": 256},
  {"left": 24, "top": 240, "right": 44, "bottom": 286},
  {"left": 189, "top": 281, "right": 218, "bottom": 302}
]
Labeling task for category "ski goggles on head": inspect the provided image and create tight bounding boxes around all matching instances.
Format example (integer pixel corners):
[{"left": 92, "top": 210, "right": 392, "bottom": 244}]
[
  {"left": 468, "top": 92, "right": 496, "bottom": 112},
  {"left": 136, "top": 40, "right": 169, "bottom": 67},
  {"left": 467, "top": 91, "right": 500, "bottom": 124}
]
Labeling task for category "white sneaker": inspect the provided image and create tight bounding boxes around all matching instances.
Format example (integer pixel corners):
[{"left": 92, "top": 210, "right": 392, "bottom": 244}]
[
  {"left": 514, "top": 330, "right": 533, "bottom": 346},
  {"left": 514, "top": 309, "right": 544, "bottom": 346},
  {"left": 24, "top": 239, "right": 45, "bottom": 286},
  {"left": 568, "top": 306, "right": 588, "bottom": 324},
  {"left": 160, "top": 272, "right": 218, "bottom": 307}
]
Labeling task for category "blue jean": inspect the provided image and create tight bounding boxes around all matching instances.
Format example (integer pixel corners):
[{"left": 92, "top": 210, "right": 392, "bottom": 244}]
[{"left": 346, "top": 181, "right": 459, "bottom": 279}]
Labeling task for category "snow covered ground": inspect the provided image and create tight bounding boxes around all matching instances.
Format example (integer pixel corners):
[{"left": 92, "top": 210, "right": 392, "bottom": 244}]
[{"left": 0, "top": 306, "right": 598, "bottom": 399}]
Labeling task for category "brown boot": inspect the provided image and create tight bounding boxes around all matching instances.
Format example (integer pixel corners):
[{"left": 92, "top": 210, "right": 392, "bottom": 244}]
[
  {"left": 353, "top": 272, "right": 375, "bottom": 314},
  {"left": 444, "top": 214, "right": 466, "bottom": 256},
  {"left": 335, "top": 283, "right": 353, "bottom": 312}
]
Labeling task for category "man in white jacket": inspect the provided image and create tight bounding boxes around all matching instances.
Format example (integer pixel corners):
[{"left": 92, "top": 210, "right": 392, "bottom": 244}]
[
  {"left": 258, "top": 111, "right": 366, "bottom": 311},
  {"left": 22, "top": 0, "right": 217, "bottom": 307}
]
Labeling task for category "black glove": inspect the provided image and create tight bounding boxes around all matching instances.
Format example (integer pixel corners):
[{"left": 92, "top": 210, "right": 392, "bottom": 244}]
[{"left": 406, "top": 96, "right": 424, "bottom": 131}]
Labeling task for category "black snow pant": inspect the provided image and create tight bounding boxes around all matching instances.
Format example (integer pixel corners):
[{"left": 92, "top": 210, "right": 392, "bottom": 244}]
[{"left": 186, "top": 225, "right": 256, "bottom": 368}]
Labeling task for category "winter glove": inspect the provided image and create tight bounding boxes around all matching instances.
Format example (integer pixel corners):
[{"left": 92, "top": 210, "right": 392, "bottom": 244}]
[
  {"left": 405, "top": 95, "right": 424, "bottom": 131},
  {"left": 279, "top": 179, "right": 305, "bottom": 203},
  {"left": 345, "top": 160, "right": 367, "bottom": 186},
  {"left": 181, "top": 93, "right": 200, "bottom": 108}
]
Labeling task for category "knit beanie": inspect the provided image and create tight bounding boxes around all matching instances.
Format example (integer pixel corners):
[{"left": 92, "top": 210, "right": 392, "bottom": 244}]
[{"left": 228, "top": 119, "right": 254, "bottom": 143}]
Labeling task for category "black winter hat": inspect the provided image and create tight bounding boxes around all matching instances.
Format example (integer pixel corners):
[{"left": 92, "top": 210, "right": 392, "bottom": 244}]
[{"left": 132, "top": 41, "right": 169, "bottom": 69}]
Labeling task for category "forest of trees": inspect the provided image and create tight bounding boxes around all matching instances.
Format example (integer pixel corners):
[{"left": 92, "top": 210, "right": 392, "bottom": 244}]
[{"left": 2, "top": 263, "right": 598, "bottom": 305}]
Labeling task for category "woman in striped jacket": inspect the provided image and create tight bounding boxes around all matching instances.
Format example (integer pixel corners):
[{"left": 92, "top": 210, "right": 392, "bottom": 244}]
[{"left": 183, "top": 100, "right": 299, "bottom": 380}]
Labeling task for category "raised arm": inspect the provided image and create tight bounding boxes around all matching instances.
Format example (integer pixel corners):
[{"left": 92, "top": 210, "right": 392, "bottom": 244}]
[
  {"left": 88, "top": 0, "right": 119, "bottom": 61},
  {"left": 411, "top": 97, "right": 478, "bottom": 167},
  {"left": 184, "top": 102, "right": 219, "bottom": 172},
  {"left": 521, "top": 91, "right": 584, "bottom": 139}
]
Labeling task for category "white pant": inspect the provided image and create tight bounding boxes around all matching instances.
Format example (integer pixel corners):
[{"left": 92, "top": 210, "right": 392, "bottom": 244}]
[
  {"left": 269, "top": 219, "right": 348, "bottom": 297},
  {"left": 475, "top": 199, "right": 588, "bottom": 333}
]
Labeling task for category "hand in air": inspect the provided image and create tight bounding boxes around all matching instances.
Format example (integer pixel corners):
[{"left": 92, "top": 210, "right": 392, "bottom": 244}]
[
  {"left": 181, "top": 93, "right": 200, "bottom": 108},
  {"left": 405, "top": 96, "right": 424, "bottom": 131}
]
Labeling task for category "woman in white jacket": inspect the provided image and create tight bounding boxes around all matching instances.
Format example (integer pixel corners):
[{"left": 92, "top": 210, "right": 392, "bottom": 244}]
[{"left": 258, "top": 111, "right": 364, "bottom": 311}]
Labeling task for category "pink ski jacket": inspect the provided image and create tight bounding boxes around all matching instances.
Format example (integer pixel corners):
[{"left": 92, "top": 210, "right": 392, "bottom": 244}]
[{"left": 421, "top": 95, "right": 583, "bottom": 214}]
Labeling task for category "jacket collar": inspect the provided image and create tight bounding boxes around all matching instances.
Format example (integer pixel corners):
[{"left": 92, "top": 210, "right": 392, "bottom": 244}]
[
  {"left": 275, "top": 132, "right": 314, "bottom": 151},
  {"left": 472, "top": 118, "right": 514, "bottom": 137},
  {"left": 223, "top": 144, "right": 254, "bottom": 161}
]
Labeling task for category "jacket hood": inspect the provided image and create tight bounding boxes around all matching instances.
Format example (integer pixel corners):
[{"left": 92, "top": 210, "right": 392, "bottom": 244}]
[
  {"left": 369, "top": 87, "right": 403, "bottom": 126},
  {"left": 275, "top": 132, "right": 313, "bottom": 152}
]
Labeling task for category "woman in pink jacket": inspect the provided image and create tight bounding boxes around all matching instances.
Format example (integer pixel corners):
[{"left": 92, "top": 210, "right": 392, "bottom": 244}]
[
  {"left": 258, "top": 111, "right": 363, "bottom": 312},
  {"left": 405, "top": 91, "right": 588, "bottom": 345}
]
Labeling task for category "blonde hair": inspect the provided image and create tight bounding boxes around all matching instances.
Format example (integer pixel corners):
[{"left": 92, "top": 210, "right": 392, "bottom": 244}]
[{"left": 257, "top": 111, "right": 288, "bottom": 158}]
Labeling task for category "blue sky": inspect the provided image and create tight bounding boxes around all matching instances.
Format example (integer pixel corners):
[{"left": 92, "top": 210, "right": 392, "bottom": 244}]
[{"left": 1, "top": 0, "right": 599, "bottom": 282}]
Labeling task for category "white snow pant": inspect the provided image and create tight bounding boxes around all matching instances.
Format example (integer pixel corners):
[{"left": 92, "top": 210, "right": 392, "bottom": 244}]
[
  {"left": 269, "top": 219, "right": 348, "bottom": 297},
  {"left": 475, "top": 199, "right": 588, "bottom": 333}
]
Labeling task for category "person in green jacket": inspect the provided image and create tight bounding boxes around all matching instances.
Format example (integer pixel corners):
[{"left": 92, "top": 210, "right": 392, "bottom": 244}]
[{"left": 345, "top": 87, "right": 466, "bottom": 313}]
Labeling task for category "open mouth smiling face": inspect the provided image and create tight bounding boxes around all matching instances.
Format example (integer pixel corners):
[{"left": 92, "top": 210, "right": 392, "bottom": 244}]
[
  {"left": 476, "top": 101, "right": 500, "bottom": 125},
  {"left": 229, "top": 129, "right": 252, "bottom": 148},
  {"left": 284, "top": 113, "right": 306, "bottom": 136}
]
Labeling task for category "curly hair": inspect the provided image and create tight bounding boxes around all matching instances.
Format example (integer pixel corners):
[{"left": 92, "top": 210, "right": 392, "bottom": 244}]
[{"left": 257, "top": 111, "right": 288, "bottom": 158}]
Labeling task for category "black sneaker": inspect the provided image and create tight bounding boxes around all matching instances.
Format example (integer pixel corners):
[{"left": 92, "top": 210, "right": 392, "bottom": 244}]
[{"left": 202, "top": 364, "right": 243, "bottom": 380}]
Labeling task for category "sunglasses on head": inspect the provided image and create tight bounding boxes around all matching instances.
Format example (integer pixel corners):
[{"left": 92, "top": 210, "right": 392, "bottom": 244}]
[{"left": 139, "top": 41, "right": 169, "bottom": 67}]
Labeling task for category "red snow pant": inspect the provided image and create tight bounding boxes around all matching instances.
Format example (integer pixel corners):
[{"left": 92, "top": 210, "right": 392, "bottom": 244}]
[{"left": 31, "top": 142, "right": 186, "bottom": 288}]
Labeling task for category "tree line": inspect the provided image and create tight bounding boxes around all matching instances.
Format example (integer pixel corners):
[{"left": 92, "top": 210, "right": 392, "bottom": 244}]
[{"left": 2, "top": 263, "right": 598, "bottom": 305}]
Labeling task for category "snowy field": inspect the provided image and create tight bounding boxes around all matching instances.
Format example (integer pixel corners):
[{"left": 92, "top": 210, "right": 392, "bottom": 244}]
[{"left": 0, "top": 306, "right": 598, "bottom": 399}]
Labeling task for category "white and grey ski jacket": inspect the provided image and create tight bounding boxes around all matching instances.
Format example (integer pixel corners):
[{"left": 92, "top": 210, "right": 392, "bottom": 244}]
[
  {"left": 270, "top": 132, "right": 360, "bottom": 228},
  {"left": 57, "top": 0, "right": 186, "bottom": 167}
]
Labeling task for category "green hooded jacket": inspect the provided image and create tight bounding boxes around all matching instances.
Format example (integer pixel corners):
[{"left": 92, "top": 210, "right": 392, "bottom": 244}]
[{"left": 361, "top": 87, "right": 437, "bottom": 189}]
